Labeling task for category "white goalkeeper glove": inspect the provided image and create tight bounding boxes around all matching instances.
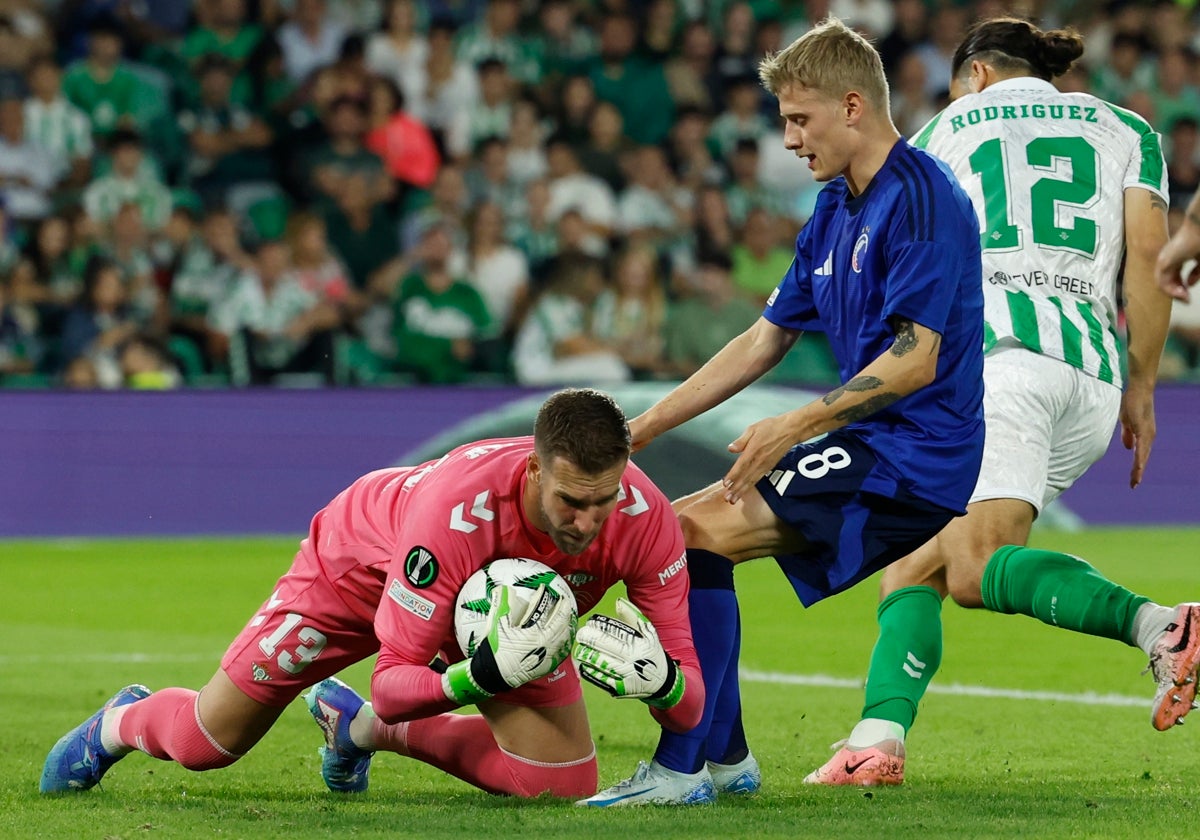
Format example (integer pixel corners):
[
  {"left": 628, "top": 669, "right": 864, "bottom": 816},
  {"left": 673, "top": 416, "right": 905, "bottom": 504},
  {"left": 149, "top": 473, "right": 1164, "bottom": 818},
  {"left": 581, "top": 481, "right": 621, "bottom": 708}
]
[
  {"left": 573, "top": 597, "right": 686, "bottom": 709},
  {"left": 443, "top": 584, "right": 576, "bottom": 706}
]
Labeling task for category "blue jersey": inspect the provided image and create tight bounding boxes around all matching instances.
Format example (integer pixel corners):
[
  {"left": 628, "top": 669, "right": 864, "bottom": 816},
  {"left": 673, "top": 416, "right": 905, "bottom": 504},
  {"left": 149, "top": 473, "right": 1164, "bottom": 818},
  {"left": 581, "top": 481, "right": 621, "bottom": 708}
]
[{"left": 764, "top": 138, "right": 984, "bottom": 512}]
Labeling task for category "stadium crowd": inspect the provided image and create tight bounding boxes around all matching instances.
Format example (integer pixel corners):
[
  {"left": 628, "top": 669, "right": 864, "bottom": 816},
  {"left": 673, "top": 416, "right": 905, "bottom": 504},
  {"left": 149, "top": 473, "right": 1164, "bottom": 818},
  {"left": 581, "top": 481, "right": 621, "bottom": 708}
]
[{"left": 0, "top": 0, "right": 1198, "bottom": 389}]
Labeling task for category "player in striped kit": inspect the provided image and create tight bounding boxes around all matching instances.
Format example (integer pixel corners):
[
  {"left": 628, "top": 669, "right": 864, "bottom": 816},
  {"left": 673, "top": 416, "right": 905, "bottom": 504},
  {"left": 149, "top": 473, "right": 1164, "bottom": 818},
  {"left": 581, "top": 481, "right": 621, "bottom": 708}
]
[{"left": 807, "top": 18, "right": 1199, "bottom": 787}]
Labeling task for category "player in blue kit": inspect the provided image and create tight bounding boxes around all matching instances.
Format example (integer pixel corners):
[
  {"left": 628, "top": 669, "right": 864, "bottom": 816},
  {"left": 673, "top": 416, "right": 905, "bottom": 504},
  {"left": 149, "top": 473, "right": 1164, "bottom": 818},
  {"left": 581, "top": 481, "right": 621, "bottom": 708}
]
[{"left": 578, "top": 17, "right": 986, "bottom": 806}]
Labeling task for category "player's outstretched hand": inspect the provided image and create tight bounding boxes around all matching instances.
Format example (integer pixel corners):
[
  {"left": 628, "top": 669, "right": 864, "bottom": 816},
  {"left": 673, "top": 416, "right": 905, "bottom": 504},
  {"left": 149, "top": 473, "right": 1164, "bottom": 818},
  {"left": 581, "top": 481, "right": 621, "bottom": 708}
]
[
  {"left": 723, "top": 414, "right": 797, "bottom": 503},
  {"left": 1119, "top": 386, "right": 1157, "bottom": 489},
  {"left": 1156, "top": 224, "right": 1200, "bottom": 303},
  {"left": 573, "top": 598, "right": 685, "bottom": 709},
  {"left": 443, "top": 584, "right": 577, "bottom": 706}
]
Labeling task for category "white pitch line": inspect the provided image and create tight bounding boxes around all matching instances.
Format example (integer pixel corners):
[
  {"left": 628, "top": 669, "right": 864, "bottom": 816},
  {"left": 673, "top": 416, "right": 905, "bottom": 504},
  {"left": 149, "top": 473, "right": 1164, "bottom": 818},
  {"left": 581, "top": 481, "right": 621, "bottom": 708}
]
[
  {"left": 740, "top": 668, "right": 1147, "bottom": 708},
  {"left": 0, "top": 654, "right": 1149, "bottom": 709}
]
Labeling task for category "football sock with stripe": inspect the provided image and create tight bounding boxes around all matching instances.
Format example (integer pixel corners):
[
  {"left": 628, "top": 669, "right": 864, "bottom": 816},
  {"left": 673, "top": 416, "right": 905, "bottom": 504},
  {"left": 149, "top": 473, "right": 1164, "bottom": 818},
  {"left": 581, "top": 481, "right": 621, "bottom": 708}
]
[
  {"left": 859, "top": 585, "right": 943, "bottom": 733},
  {"left": 654, "top": 548, "right": 739, "bottom": 775},
  {"left": 981, "top": 545, "right": 1149, "bottom": 645}
]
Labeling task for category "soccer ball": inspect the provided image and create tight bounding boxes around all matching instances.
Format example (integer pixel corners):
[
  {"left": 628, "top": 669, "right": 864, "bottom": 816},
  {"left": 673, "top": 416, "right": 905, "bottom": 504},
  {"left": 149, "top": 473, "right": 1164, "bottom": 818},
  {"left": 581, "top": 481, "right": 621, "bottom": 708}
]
[{"left": 453, "top": 558, "right": 577, "bottom": 657}]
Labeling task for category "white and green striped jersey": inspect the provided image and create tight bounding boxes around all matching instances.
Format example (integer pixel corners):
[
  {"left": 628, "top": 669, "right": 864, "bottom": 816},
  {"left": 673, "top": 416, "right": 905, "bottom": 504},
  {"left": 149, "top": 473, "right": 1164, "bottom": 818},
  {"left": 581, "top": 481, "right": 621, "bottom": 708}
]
[
  {"left": 24, "top": 98, "right": 93, "bottom": 172},
  {"left": 912, "top": 77, "right": 1167, "bottom": 389}
]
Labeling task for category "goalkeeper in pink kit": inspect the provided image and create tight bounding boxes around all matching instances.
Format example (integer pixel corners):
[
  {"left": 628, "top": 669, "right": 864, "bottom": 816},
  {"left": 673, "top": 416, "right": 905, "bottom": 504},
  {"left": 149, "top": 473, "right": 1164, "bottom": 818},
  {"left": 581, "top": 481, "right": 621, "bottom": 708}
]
[{"left": 40, "top": 388, "right": 702, "bottom": 799}]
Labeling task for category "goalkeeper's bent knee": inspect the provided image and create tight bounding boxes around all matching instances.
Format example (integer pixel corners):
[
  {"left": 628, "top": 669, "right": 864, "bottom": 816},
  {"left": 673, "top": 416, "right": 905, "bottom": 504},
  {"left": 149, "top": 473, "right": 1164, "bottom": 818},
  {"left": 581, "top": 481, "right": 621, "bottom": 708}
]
[{"left": 503, "top": 744, "right": 598, "bottom": 798}]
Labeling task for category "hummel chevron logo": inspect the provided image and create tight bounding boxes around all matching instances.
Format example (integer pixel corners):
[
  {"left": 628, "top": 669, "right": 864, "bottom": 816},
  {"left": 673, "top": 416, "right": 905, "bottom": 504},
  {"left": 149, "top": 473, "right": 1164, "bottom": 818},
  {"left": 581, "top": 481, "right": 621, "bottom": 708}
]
[
  {"left": 814, "top": 249, "right": 833, "bottom": 276},
  {"left": 450, "top": 491, "right": 495, "bottom": 533},
  {"left": 250, "top": 589, "right": 285, "bottom": 627},
  {"left": 902, "top": 651, "right": 927, "bottom": 679},
  {"left": 617, "top": 484, "right": 649, "bottom": 516}
]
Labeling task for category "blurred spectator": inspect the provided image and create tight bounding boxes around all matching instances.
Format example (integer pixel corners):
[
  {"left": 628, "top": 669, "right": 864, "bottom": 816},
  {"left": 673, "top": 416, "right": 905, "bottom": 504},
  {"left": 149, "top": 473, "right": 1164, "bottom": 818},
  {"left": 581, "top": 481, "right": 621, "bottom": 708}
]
[
  {"left": 119, "top": 332, "right": 181, "bottom": 388},
  {"left": 664, "top": 250, "right": 760, "bottom": 378},
  {"left": 577, "top": 101, "right": 630, "bottom": 193},
  {"left": 24, "top": 57, "right": 94, "bottom": 191},
  {"left": 876, "top": 0, "right": 929, "bottom": 77},
  {"left": 712, "top": 2, "right": 759, "bottom": 96},
  {"left": 178, "top": 55, "right": 275, "bottom": 206},
  {"left": 691, "top": 183, "right": 736, "bottom": 264},
  {"left": 592, "top": 244, "right": 669, "bottom": 378},
  {"left": 511, "top": 251, "right": 629, "bottom": 385},
  {"left": 709, "top": 73, "right": 772, "bottom": 161},
  {"left": 364, "top": 77, "right": 440, "bottom": 190},
  {"left": 1168, "top": 117, "right": 1200, "bottom": 211},
  {"left": 1151, "top": 47, "right": 1200, "bottom": 134},
  {"left": 553, "top": 74, "right": 596, "bottom": 150},
  {"left": 0, "top": 3, "right": 50, "bottom": 94},
  {"left": 913, "top": 4, "right": 966, "bottom": 100},
  {"left": 530, "top": 0, "right": 597, "bottom": 86},
  {"left": 59, "top": 254, "right": 140, "bottom": 385},
  {"left": 732, "top": 207, "right": 794, "bottom": 304},
  {"left": 83, "top": 129, "right": 172, "bottom": 231},
  {"left": 180, "top": 0, "right": 263, "bottom": 107},
  {"left": 24, "top": 214, "right": 80, "bottom": 307},
  {"left": 505, "top": 96, "right": 548, "bottom": 187},
  {"left": 639, "top": 0, "right": 681, "bottom": 63},
  {"left": 465, "top": 199, "right": 528, "bottom": 342},
  {"left": 277, "top": 0, "right": 348, "bottom": 86},
  {"left": 616, "top": 144, "right": 692, "bottom": 257},
  {"left": 891, "top": 51, "right": 938, "bottom": 138},
  {"left": 468, "top": 57, "right": 515, "bottom": 148},
  {"left": 409, "top": 18, "right": 477, "bottom": 161},
  {"left": 724, "top": 137, "right": 789, "bottom": 227},
  {"left": 305, "top": 95, "right": 393, "bottom": 212},
  {"left": 465, "top": 134, "right": 521, "bottom": 211},
  {"left": 664, "top": 20, "right": 720, "bottom": 114},
  {"left": 284, "top": 210, "right": 352, "bottom": 301},
  {"left": 455, "top": 0, "right": 539, "bottom": 85},
  {"left": 102, "top": 201, "right": 161, "bottom": 328},
  {"left": 545, "top": 134, "right": 616, "bottom": 254},
  {"left": 400, "top": 160, "right": 468, "bottom": 252},
  {"left": 588, "top": 13, "right": 675, "bottom": 146},
  {"left": 667, "top": 106, "right": 723, "bottom": 192},
  {"left": 62, "top": 19, "right": 159, "bottom": 140},
  {"left": 390, "top": 222, "right": 491, "bottom": 383},
  {"left": 424, "top": 0, "right": 486, "bottom": 29},
  {"left": 1089, "top": 32, "right": 1154, "bottom": 107},
  {"left": 167, "top": 208, "right": 246, "bottom": 365},
  {"left": 0, "top": 94, "right": 60, "bottom": 222},
  {"left": 0, "top": 268, "right": 40, "bottom": 378},
  {"left": 310, "top": 34, "right": 374, "bottom": 116},
  {"left": 365, "top": 0, "right": 428, "bottom": 100},
  {"left": 209, "top": 238, "right": 339, "bottom": 384},
  {"left": 321, "top": 172, "right": 396, "bottom": 294},
  {"left": 506, "top": 177, "right": 558, "bottom": 283}
]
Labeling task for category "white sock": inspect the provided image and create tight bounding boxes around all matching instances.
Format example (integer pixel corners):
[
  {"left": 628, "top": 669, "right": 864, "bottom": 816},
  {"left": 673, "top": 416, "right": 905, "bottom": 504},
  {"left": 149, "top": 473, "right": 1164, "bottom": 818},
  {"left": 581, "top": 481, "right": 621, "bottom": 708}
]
[
  {"left": 847, "top": 718, "right": 906, "bottom": 749},
  {"left": 1133, "top": 602, "right": 1177, "bottom": 656},
  {"left": 348, "top": 702, "right": 377, "bottom": 751},
  {"left": 99, "top": 706, "right": 133, "bottom": 757}
]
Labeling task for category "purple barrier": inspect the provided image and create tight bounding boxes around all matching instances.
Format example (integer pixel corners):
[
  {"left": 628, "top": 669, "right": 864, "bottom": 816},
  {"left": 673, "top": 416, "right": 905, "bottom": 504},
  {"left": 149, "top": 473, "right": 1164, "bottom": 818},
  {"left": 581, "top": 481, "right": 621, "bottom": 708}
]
[
  {"left": 0, "top": 385, "right": 1196, "bottom": 537},
  {"left": 1058, "top": 383, "right": 1200, "bottom": 526},
  {"left": 0, "top": 389, "right": 530, "bottom": 537}
]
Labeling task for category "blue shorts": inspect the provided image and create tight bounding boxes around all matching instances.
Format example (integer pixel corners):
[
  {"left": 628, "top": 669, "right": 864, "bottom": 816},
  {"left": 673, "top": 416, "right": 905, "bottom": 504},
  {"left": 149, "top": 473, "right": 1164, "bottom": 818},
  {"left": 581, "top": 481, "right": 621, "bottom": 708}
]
[{"left": 755, "top": 429, "right": 957, "bottom": 607}]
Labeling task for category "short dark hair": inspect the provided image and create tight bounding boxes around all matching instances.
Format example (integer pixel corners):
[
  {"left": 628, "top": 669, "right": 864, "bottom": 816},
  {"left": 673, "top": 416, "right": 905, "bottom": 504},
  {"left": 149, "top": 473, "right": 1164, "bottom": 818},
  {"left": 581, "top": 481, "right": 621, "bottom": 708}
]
[{"left": 534, "top": 388, "right": 630, "bottom": 473}]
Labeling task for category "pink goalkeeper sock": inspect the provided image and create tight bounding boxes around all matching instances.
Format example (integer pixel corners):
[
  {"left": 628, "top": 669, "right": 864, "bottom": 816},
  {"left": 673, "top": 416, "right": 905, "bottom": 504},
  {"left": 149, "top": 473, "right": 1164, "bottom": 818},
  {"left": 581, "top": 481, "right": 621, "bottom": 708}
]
[
  {"left": 374, "top": 713, "right": 596, "bottom": 798},
  {"left": 116, "top": 688, "right": 241, "bottom": 771}
]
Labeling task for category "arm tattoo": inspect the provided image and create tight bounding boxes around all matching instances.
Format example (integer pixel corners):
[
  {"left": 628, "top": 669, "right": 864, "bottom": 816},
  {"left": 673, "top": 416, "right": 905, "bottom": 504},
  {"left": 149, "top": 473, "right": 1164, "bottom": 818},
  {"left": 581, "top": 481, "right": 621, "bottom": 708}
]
[
  {"left": 1150, "top": 194, "right": 1168, "bottom": 214},
  {"left": 889, "top": 318, "right": 918, "bottom": 357},
  {"left": 833, "top": 392, "right": 903, "bottom": 422},
  {"left": 822, "top": 375, "right": 884, "bottom": 405}
]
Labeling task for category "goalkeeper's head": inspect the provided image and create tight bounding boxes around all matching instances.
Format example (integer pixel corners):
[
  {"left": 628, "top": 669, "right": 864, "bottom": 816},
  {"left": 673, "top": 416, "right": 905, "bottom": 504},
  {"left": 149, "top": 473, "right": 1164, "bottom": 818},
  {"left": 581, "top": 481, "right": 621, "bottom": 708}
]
[{"left": 527, "top": 389, "right": 631, "bottom": 555}]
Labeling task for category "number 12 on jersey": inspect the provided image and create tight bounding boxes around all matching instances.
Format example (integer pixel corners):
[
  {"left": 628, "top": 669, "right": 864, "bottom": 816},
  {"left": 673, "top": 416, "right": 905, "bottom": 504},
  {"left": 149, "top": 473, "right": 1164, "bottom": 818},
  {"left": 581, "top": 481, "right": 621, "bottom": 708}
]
[{"left": 968, "top": 136, "right": 1100, "bottom": 257}]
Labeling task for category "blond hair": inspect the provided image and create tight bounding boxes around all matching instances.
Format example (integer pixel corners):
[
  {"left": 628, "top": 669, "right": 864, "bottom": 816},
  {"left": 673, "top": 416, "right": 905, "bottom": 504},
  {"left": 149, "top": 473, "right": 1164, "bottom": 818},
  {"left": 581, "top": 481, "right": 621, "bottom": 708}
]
[{"left": 758, "top": 17, "right": 890, "bottom": 112}]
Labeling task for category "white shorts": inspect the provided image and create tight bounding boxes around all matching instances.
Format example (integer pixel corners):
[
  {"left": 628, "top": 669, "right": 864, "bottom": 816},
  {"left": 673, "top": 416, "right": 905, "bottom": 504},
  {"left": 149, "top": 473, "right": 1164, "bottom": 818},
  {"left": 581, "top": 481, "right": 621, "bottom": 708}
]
[{"left": 970, "top": 345, "right": 1121, "bottom": 513}]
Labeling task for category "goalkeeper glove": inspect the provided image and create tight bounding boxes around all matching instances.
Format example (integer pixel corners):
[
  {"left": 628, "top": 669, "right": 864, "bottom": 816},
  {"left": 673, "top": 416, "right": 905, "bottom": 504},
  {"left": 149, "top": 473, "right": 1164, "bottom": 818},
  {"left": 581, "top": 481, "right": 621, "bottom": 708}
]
[
  {"left": 443, "top": 584, "right": 576, "bottom": 706},
  {"left": 573, "top": 597, "right": 685, "bottom": 709}
]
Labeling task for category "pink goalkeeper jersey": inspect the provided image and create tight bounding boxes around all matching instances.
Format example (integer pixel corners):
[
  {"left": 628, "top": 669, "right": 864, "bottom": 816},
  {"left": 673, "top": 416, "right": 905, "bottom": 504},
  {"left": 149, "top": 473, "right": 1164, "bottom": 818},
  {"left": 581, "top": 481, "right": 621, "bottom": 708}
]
[{"left": 312, "top": 436, "right": 700, "bottom": 731}]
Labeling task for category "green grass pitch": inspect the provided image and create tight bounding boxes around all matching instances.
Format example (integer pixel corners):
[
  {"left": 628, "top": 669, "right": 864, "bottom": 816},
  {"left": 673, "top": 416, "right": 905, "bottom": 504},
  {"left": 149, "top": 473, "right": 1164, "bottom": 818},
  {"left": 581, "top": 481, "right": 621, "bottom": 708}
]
[{"left": 3, "top": 529, "right": 1199, "bottom": 839}]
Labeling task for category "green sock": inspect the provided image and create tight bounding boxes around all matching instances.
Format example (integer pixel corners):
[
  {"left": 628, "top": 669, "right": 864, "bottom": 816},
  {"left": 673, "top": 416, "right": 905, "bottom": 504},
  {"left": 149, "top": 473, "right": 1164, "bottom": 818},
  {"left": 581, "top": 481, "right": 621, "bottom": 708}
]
[
  {"left": 860, "top": 586, "right": 944, "bottom": 731},
  {"left": 981, "top": 545, "right": 1149, "bottom": 645}
]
